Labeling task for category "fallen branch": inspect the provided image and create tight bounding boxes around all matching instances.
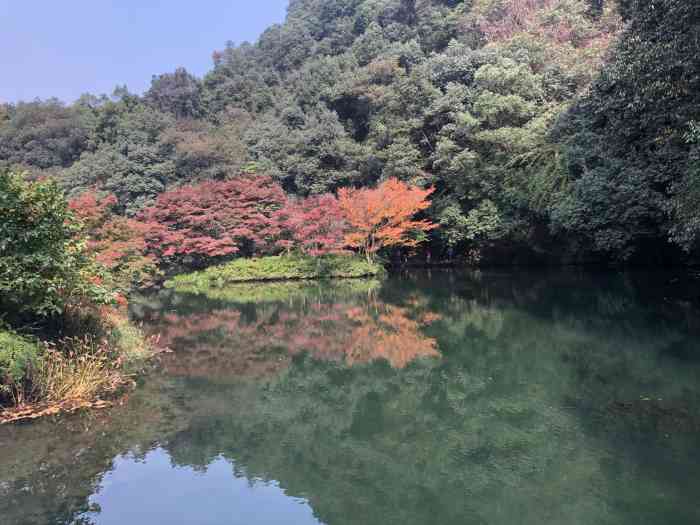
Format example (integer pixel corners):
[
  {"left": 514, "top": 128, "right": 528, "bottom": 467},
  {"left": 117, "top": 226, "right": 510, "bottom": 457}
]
[{"left": 0, "top": 398, "right": 114, "bottom": 424}]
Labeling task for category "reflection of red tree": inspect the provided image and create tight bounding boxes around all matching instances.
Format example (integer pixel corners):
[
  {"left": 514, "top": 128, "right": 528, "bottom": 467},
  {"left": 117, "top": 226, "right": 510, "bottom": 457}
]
[
  {"left": 152, "top": 299, "right": 441, "bottom": 378},
  {"left": 345, "top": 306, "right": 440, "bottom": 369},
  {"left": 156, "top": 309, "right": 291, "bottom": 378}
]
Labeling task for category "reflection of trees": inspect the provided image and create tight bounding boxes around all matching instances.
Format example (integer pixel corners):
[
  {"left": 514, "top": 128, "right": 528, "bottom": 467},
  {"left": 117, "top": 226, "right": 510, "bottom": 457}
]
[
  {"left": 156, "top": 272, "right": 700, "bottom": 525},
  {"left": 160, "top": 278, "right": 382, "bottom": 305},
  {"left": 3, "top": 271, "right": 700, "bottom": 525},
  {"left": 161, "top": 356, "right": 604, "bottom": 525},
  {"left": 157, "top": 308, "right": 291, "bottom": 378},
  {"left": 0, "top": 377, "right": 193, "bottom": 525},
  {"left": 412, "top": 270, "right": 700, "bottom": 409},
  {"left": 344, "top": 305, "right": 439, "bottom": 368},
  {"left": 154, "top": 294, "right": 441, "bottom": 378}
]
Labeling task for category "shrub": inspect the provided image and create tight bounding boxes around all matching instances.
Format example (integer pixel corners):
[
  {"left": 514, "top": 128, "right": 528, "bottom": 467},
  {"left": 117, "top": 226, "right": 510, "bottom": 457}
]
[
  {"left": 1, "top": 309, "right": 154, "bottom": 413},
  {"left": 34, "top": 335, "right": 123, "bottom": 404},
  {"left": 37, "top": 309, "right": 152, "bottom": 403},
  {"left": 0, "top": 171, "right": 113, "bottom": 317},
  {"left": 0, "top": 330, "right": 42, "bottom": 405},
  {"left": 0, "top": 174, "right": 155, "bottom": 418},
  {"left": 69, "top": 191, "right": 161, "bottom": 290}
]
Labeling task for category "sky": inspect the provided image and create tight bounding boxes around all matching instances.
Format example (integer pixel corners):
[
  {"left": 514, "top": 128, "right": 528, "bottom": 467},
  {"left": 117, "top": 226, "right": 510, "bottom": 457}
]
[{"left": 0, "top": 1, "right": 289, "bottom": 103}]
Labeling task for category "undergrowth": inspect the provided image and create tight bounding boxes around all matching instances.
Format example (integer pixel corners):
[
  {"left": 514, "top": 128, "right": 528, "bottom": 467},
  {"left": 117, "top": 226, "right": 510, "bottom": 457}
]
[{"left": 0, "top": 308, "right": 155, "bottom": 423}]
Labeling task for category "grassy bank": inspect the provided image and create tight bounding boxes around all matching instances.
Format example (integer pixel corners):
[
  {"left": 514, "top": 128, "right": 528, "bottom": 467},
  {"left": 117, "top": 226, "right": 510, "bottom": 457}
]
[
  {"left": 167, "top": 255, "right": 384, "bottom": 291},
  {"left": 0, "top": 311, "right": 155, "bottom": 424},
  {"left": 163, "top": 278, "right": 382, "bottom": 304}
]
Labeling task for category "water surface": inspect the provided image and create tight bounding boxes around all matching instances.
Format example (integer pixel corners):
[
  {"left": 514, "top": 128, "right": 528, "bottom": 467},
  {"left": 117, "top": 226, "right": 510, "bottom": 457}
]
[{"left": 1, "top": 270, "right": 700, "bottom": 524}]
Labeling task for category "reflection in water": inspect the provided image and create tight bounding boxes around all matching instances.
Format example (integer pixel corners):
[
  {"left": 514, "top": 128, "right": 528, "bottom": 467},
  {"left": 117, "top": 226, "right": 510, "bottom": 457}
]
[
  {"left": 83, "top": 449, "right": 321, "bottom": 525},
  {"left": 1, "top": 270, "right": 700, "bottom": 525},
  {"left": 152, "top": 292, "right": 441, "bottom": 376}
]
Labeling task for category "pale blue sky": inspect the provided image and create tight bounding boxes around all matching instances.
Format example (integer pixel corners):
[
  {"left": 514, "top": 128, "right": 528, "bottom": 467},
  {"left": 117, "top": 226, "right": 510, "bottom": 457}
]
[{"left": 0, "top": 1, "right": 289, "bottom": 103}]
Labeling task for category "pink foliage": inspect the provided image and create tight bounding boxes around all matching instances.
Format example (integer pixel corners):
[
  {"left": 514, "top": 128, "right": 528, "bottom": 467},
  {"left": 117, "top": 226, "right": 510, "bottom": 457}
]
[
  {"left": 479, "top": 0, "right": 615, "bottom": 48},
  {"left": 69, "top": 191, "right": 118, "bottom": 229},
  {"left": 69, "top": 191, "right": 160, "bottom": 288},
  {"left": 140, "top": 174, "right": 287, "bottom": 264},
  {"left": 274, "top": 194, "right": 349, "bottom": 256}
]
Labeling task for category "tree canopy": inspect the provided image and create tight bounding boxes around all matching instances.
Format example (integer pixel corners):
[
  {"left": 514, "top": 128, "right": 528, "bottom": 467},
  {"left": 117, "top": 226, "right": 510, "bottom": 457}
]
[{"left": 1, "top": 0, "right": 697, "bottom": 264}]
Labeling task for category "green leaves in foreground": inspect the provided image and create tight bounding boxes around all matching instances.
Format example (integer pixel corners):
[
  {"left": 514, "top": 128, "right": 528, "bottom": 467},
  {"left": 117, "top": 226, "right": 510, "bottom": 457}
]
[
  {"left": 0, "top": 171, "right": 111, "bottom": 317},
  {"left": 0, "top": 330, "right": 41, "bottom": 402}
]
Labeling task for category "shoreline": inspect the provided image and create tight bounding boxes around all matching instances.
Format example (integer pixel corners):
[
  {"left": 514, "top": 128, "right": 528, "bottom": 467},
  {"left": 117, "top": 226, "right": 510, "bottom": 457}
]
[{"left": 0, "top": 314, "right": 158, "bottom": 426}]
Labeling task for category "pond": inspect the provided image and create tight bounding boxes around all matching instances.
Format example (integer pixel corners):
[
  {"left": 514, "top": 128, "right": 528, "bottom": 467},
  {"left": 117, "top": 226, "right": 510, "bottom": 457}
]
[{"left": 1, "top": 269, "right": 700, "bottom": 525}]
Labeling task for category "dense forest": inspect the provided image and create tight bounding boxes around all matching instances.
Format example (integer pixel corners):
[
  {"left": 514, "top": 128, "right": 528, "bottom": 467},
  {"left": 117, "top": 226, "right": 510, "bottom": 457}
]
[{"left": 1, "top": 0, "right": 698, "bottom": 265}]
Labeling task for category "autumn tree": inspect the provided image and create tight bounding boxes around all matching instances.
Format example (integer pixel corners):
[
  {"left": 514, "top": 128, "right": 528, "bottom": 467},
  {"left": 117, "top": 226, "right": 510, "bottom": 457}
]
[
  {"left": 338, "top": 178, "right": 436, "bottom": 262},
  {"left": 69, "top": 191, "right": 160, "bottom": 290},
  {"left": 140, "top": 173, "right": 286, "bottom": 268},
  {"left": 274, "top": 194, "right": 348, "bottom": 256}
]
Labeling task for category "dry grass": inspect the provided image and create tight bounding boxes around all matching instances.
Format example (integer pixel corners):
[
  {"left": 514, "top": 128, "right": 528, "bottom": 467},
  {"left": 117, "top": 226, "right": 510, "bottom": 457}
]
[
  {"left": 35, "top": 336, "right": 126, "bottom": 403},
  {"left": 1, "top": 309, "right": 156, "bottom": 424}
]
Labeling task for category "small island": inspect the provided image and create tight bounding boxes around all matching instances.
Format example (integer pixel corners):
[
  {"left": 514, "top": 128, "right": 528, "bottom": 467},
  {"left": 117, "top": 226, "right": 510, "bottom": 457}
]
[{"left": 168, "top": 254, "right": 383, "bottom": 289}]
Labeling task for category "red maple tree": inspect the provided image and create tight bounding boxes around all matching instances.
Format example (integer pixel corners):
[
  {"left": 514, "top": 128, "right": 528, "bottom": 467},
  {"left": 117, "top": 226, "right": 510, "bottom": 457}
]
[
  {"left": 69, "top": 191, "right": 160, "bottom": 289},
  {"left": 140, "top": 173, "right": 287, "bottom": 267},
  {"left": 338, "top": 178, "right": 436, "bottom": 262},
  {"left": 274, "top": 194, "right": 348, "bottom": 256},
  {"left": 69, "top": 191, "right": 118, "bottom": 230}
]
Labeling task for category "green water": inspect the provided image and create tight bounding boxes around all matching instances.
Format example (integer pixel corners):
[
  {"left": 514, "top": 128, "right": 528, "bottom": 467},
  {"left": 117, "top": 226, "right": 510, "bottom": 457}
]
[{"left": 2, "top": 270, "right": 700, "bottom": 525}]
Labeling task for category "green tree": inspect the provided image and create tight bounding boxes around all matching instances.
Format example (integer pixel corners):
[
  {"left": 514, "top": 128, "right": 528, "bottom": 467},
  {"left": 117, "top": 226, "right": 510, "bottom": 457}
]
[
  {"left": 0, "top": 172, "right": 111, "bottom": 317},
  {"left": 145, "top": 67, "right": 204, "bottom": 119},
  {"left": 0, "top": 99, "right": 92, "bottom": 170},
  {"left": 551, "top": 0, "right": 700, "bottom": 260}
]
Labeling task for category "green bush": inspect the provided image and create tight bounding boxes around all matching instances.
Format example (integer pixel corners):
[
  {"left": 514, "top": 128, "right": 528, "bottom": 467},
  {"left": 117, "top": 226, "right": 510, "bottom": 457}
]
[
  {"left": 167, "top": 255, "right": 384, "bottom": 290},
  {"left": 0, "top": 171, "right": 112, "bottom": 317},
  {"left": 0, "top": 330, "right": 42, "bottom": 402}
]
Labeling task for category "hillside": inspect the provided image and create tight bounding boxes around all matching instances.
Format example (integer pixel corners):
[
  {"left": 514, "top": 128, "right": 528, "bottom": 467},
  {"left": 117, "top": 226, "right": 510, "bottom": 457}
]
[{"left": 1, "top": 0, "right": 699, "bottom": 264}]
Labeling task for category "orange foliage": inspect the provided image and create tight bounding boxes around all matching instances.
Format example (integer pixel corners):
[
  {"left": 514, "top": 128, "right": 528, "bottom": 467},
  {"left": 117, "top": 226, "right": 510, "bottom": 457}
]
[
  {"left": 345, "top": 305, "right": 441, "bottom": 369},
  {"left": 338, "top": 178, "right": 437, "bottom": 261},
  {"left": 149, "top": 298, "right": 441, "bottom": 378}
]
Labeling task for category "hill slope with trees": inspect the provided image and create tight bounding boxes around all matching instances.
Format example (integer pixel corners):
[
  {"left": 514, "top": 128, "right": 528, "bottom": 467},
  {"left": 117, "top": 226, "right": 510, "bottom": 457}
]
[{"left": 1, "top": 0, "right": 698, "bottom": 264}]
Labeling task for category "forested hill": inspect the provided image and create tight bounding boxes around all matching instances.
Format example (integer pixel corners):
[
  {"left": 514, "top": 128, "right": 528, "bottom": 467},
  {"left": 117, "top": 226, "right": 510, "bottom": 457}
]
[{"left": 1, "top": 0, "right": 699, "bottom": 265}]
